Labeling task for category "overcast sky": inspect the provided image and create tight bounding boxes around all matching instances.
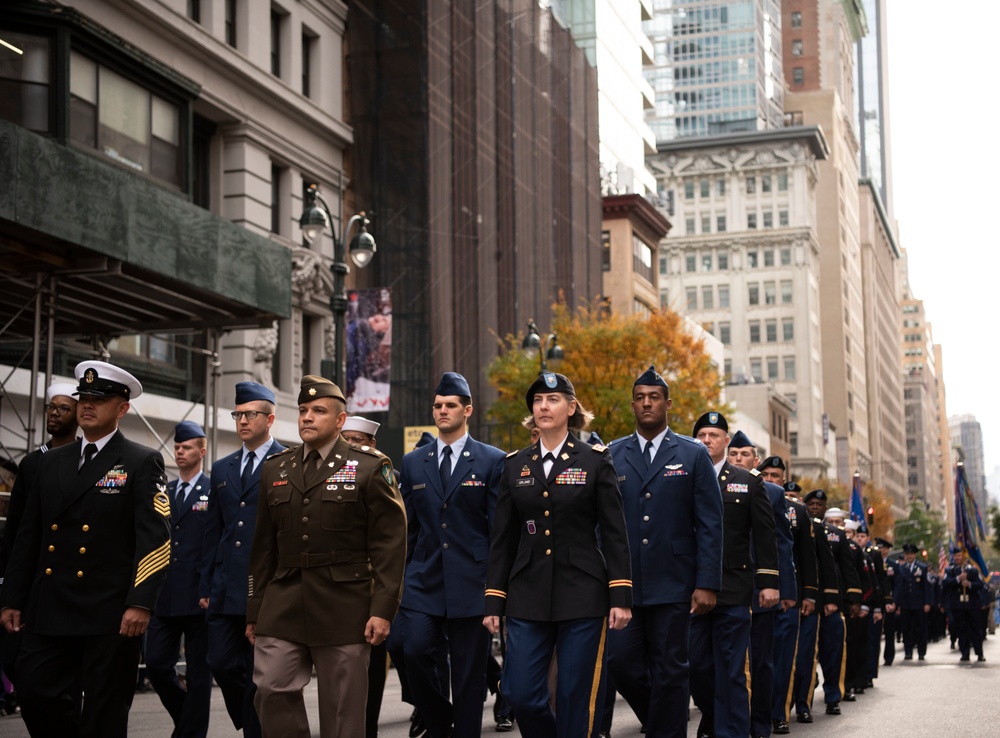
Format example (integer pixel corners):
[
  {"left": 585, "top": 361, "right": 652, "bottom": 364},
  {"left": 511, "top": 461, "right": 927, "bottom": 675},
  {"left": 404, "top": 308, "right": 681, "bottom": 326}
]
[{"left": 886, "top": 1, "right": 998, "bottom": 483}]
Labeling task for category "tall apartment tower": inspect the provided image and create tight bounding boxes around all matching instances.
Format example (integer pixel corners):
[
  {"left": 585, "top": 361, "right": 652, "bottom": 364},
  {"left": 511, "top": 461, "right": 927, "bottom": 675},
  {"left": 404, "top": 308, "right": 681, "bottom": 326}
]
[
  {"left": 854, "top": 0, "right": 894, "bottom": 221},
  {"left": 651, "top": 126, "right": 834, "bottom": 479},
  {"left": 783, "top": 0, "right": 871, "bottom": 485},
  {"left": 950, "top": 415, "right": 988, "bottom": 516},
  {"left": 935, "top": 344, "right": 953, "bottom": 526},
  {"left": 643, "top": 0, "right": 785, "bottom": 142}
]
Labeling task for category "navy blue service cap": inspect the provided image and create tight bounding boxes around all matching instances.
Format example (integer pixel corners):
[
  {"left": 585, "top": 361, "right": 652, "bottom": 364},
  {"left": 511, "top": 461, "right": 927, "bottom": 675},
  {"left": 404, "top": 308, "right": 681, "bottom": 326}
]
[
  {"left": 633, "top": 365, "right": 668, "bottom": 390},
  {"left": 784, "top": 481, "right": 802, "bottom": 493},
  {"left": 235, "top": 381, "right": 275, "bottom": 405},
  {"left": 415, "top": 431, "right": 437, "bottom": 448},
  {"left": 902, "top": 543, "right": 919, "bottom": 553},
  {"left": 525, "top": 372, "right": 576, "bottom": 410},
  {"left": 874, "top": 537, "right": 892, "bottom": 548},
  {"left": 729, "top": 430, "right": 754, "bottom": 449},
  {"left": 435, "top": 372, "right": 471, "bottom": 398},
  {"left": 759, "top": 455, "right": 786, "bottom": 472},
  {"left": 298, "top": 375, "right": 346, "bottom": 405},
  {"left": 803, "top": 489, "right": 827, "bottom": 503},
  {"left": 693, "top": 411, "right": 728, "bottom": 436},
  {"left": 174, "top": 420, "right": 206, "bottom": 442},
  {"left": 75, "top": 360, "right": 142, "bottom": 400}
]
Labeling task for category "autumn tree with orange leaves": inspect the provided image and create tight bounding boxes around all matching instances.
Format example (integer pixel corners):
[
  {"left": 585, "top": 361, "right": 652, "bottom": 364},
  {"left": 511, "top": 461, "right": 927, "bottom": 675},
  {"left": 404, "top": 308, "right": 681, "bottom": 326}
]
[{"left": 486, "top": 303, "right": 729, "bottom": 448}]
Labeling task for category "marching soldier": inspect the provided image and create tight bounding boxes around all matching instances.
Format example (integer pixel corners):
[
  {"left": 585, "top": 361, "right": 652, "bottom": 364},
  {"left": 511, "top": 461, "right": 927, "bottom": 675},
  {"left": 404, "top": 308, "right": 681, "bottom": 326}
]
[
  {"left": 893, "top": 543, "right": 932, "bottom": 661},
  {"left": 876, "top": 538, "right": 899, "bottom": 665},
  {"left": 942, "top": 548, "right": 985, "bottom": 662},
  {"left": 855, "top": 526, "right": 892, "bottom": 687}
]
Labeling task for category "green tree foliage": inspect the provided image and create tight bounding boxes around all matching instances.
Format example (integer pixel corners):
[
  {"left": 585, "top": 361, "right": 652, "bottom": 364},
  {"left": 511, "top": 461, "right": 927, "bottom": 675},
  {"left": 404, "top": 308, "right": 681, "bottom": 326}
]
[
  {"left": 486, "top": 303, "right": 728, "bottom": 449},
  {"left": 893, "top": 500, "right": 948, "bottom": 559}
]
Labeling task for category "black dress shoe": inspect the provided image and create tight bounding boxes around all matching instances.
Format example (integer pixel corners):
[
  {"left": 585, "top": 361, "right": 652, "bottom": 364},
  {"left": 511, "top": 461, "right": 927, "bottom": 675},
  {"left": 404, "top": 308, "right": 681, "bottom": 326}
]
[
  {"left": 903, "top": 655, "right": 913, "bottom": 660},
  {"left": 918, "top": 655, "right": 925, "bottom": 661},
  {"left": 796, "top": 710, "right": 812, "bottom": 724},
  {"left": 865, "top": 679, "right": 874, "bottom": 689},
  {"left": 960, "top": 655, "right": 971, "bottom": 662},
  {"left": 772, "top": 719, "right": 790, "bottom": 734},
  {"left": 496, "top": 717, "right": 514, "bottom": 733},
  {"left": 978, "top": 655, "right": 987, "bottom": 662},
  {"left": 842, "top": 691, "right": 856, "bottom": 702},
  {"left": 855, "top": 688, "right": 865, "bottom": 695},
  {"left": 409, "top": 711, "right": 426, "bottom": 738},
  {"left": 825, "top": 703, "right": 841, "bottom": 715}
]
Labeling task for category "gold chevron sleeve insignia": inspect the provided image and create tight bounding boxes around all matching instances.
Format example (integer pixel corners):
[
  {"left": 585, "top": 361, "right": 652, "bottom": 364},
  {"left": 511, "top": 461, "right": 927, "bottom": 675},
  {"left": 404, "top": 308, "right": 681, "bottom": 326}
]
[
  {"left": 153, "top": 492, "right": 170, "bottom": 518},
  {"left": 135, "top": 541, "right": 170, "bottom": 586}
]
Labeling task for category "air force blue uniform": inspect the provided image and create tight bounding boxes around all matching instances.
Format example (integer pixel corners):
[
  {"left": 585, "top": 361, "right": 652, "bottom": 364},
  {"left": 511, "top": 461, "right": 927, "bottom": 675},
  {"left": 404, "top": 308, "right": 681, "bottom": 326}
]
[
  {"left": 607, "top": 429, "right": 722, "bottom": 738},
  {"left": 396, "top": 434, "right": 506, "bottom": 738},
  {"left": 146, "top": 472, "right": 213, "bottom": 738},
  {"left": 894, "top": 558, "right": 933, "bottom": 659}
]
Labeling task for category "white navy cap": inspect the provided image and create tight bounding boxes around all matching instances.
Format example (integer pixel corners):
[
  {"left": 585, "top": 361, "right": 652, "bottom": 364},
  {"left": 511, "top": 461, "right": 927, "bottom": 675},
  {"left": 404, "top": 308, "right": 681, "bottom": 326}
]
[
  {"left": 74, "top": 360, "right": 142, "bottom": 400},
  {"left": 823, "top": 507, "right": 847, "bottom": 521},
  {"left": 342, "top": 416, "right": 380, "bottom": 437},
  {"left": 46, "top": 382, "right": 79, "bottom": 403}
]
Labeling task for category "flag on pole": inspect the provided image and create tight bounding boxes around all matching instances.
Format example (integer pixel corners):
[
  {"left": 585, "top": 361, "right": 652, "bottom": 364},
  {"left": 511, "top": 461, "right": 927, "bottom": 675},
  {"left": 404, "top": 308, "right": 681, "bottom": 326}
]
[
  {"left": 849, "top": 472, "right": 865, "bottom": 524},
  {"left": 938, "top": 542, "right": 948, "bottom": 577},
  {"left": 955, "top": 462, "right": 990, "bottom": 580}
]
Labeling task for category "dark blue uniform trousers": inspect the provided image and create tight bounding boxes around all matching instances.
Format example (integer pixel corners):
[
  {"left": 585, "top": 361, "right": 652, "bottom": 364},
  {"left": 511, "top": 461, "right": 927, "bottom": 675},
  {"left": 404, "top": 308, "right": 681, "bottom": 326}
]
[
  {"left": 882, "top": 610, "right": 897, "bottom": 664},
  {"left": 398, "top": 609, "right": 490, "bottom": 738},
  {"left": 770, "top": 606, "right": 800, "bottom": 723},
  {"left": 146, "top": 614, "right": 212, "bottom": 738},
  {"left": 607, "top": 602, "right": 690, "bottom": 738},
  {"left": 749, "top": 610, "right": 777, "bottom": 737},
  {"left": 866, "top": 615, "right": 883, "bottom": 682},
  {"left": 206, "top": 613, "right": 260, "bottom": 738},
  {"left": 503, "top": 617, "right": 608, "bottom": 738},
  {"left": 817, "top": 611, "right": 846, "bottom": 705},
  {"left": 689, "top": 605, "right": 751, "bottom": 738},
  {"left": 792, "top": 609, "right": 819, "bottom": 716},
  {"left": 899, "top": 608, "right": 928, "bottom": 658}
]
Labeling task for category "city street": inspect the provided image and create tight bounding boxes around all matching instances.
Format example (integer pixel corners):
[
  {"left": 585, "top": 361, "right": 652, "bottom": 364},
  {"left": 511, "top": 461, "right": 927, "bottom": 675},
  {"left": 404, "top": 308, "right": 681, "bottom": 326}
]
[{"left": 0, "top": 629, "right": 996, "bottom": 737}]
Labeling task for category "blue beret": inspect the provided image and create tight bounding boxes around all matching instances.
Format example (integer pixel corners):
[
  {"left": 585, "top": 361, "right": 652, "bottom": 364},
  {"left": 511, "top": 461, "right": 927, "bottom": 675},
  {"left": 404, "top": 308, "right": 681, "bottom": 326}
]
[
  {"left": 633, "top": 365, "right": 668, "bottom": 391},
  {"left": 174, "top": 420, "right": 206, "bottom": 443},
  {"left": 729, "top": 430, "right": 754, "bottom": 449},
  {"left": 235, "top": 381, "right": 275, "bottom": 405},
  {"left": 415, "top": 431, "right": 436, "bottom": 448},
  {"left": 434, "top": 372, "right": 471, "bottom": 398},
  {"left": 693, "top": 411, "right": 727, "bottom": 436},
  {"left": 525, "top": 372, "right": 576, "bottom": 410}
]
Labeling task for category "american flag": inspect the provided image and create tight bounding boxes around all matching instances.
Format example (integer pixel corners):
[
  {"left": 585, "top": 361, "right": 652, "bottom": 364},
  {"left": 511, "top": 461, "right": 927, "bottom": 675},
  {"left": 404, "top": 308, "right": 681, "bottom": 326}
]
[{"left": 938, "top": 542, "right": 948, "bottom": 577}]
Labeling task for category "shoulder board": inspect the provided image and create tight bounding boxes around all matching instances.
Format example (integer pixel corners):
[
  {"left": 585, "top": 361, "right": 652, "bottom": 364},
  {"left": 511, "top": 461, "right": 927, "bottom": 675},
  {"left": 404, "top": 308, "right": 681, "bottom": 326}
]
[
  {"left": 506, "top": 450, "right": 518, "bottom": 458},
  {"left": 355, "top": 445, "right": 383, "bottom": 458},
  {"left": 749, "top": 468, "right": 761, "bottom": 476},
  {"left": 591, "top": 444, "right": 608, "bottom": 452},
  {"left": 267, "top": 447, "right": 297, "bottom": 460}
]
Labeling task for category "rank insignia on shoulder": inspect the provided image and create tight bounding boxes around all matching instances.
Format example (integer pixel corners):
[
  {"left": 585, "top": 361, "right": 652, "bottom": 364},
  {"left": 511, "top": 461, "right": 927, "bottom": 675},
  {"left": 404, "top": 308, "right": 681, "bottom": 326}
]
[
  {"left": 749, "top": 468, "right": 760, "bottom": 476},
  {"left": 506, "top": 450, "right": 518, "bottom": 458},
  {"left": 592, "top": 444, "right": 607, "bottom": 452}
]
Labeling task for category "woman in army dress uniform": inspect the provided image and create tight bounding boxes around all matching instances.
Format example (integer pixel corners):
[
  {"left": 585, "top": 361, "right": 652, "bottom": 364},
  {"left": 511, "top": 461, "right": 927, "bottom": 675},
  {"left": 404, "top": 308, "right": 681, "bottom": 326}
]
[{"left": 484, "top": 372, "right": 632, "bottom": 738}]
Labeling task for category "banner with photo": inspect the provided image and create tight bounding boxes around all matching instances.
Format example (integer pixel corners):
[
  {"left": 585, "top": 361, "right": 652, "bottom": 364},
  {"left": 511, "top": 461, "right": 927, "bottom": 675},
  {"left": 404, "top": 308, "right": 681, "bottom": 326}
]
[{"left": 346, "top": 288, "right": 391, "bottom": 414}]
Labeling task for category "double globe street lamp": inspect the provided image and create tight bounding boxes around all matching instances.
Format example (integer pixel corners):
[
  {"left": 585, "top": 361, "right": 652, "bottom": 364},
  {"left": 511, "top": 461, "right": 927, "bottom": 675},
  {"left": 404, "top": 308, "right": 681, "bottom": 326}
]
[
  {"left": 522, "top": 320, "right": 564, "bottom": 374},
  {"left": 299, "top": 183, "right": 377, "bottom": 387}
]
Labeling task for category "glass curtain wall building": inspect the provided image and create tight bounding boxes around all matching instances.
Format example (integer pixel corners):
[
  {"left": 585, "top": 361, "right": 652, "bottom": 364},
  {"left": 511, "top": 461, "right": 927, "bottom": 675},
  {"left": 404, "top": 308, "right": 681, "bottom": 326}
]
[
  {"left": 854, "top": 0, "right": 893, "bottom": 219},
  {"left": 644, "top": 0, "right": 784, "bottom": 141}
]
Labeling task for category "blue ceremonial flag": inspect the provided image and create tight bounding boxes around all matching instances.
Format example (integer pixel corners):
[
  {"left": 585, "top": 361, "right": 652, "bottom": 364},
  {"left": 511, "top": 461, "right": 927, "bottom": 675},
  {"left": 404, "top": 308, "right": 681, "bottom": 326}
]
[
  {"left": 955, "top": 463, "right": 990, "bottom": 580},
  {"left": 849, "top": 473, "right": 865, "bottom": 524}
]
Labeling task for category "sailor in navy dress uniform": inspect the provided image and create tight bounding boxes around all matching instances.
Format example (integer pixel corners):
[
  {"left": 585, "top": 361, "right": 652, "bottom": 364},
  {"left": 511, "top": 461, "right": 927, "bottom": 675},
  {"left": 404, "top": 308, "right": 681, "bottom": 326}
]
[
  {"left": 606, "top": 366, "right": 722, "bottom": 738},
  {"left": 893, "top": 543, "right": 933, "bottom": 660},
  {"left": 484, "top": 372, "right": 632, "bottom": 738},
  {"left": 0, "top": 360, "right": 171, "bottom": 738},
  {"left": 875, "top": 538, "right": 898, "bottom": 665},
  {"left": 690, "top": 412, "right": 779, "bottom": 738},
  {"left": 395, "top": 372, "right": 506, "bottom": 738},
  {"left": 201, "top": 381, "right": 286, "bottom": 738},
  {"left": 146, "top": 421, "right": 214, "bottom": 738}
]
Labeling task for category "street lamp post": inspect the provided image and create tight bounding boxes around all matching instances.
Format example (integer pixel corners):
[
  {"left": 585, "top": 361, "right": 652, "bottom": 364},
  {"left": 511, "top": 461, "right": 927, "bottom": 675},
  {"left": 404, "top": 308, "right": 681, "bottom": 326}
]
[
  {"left": 299, "top": 183, "right": 377, "bottom": 388},
  {"left": 522, "top": 320, "right": 564, "bottom": 374}
]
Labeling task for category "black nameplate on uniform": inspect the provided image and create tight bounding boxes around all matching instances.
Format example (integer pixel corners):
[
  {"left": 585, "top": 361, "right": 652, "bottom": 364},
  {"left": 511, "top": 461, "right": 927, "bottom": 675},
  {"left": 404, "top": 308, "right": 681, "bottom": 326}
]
[{"left": 516, "top": 478, "right": 534, "bottom": 487}]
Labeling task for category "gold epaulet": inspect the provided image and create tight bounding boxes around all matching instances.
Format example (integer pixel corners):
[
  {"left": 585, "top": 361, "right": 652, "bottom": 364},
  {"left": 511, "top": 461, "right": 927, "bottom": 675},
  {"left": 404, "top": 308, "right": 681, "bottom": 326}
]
[
  {"left": 749, "top": 468, "right": 761, "bottom": 476},
  {"left": 506, "top": 450, "right": 518, "bottom": 458},
  {"left": 592, "top": 444, "right": 608, "bottom": 452}
]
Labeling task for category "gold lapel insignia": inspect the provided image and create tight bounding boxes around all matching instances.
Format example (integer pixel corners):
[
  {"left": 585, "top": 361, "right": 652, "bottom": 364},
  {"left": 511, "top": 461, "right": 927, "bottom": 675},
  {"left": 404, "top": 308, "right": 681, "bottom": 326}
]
[{"left": 561, "top": 453, "right": 570, "bottom": 461}]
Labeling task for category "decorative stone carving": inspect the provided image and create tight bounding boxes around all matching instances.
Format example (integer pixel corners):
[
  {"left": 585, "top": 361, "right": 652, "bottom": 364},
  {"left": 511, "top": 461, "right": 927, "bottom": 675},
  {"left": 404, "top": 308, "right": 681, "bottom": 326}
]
[
  {"left": 324, "top": 324, "right": 337, "bottom": 360},
  {"left": 252, "top": 321, "right": 279, "bottom": 385},
  {"left": 291, "top": 248, "right": 326, "bottom": 302}
]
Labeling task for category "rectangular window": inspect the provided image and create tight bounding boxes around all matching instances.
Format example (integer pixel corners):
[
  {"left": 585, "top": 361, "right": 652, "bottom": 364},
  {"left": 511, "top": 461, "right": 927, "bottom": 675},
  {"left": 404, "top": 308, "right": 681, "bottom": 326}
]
[
  {"left": 762, "top": 174, "right": 772, "bottom": 192},
  {"left": 686, "top": 217, "right": 696, "bottom": 234},
  {"left": 686, "top": 254, "right": 697, "bottom": 272},
  {"left": 719, "top": 322, "right": 731, "bottom": 345},
  {"left": 717, "top": 178, "right": 726, "bottom": 196},
  {"left": 724, "top": 359, "right": 732, "bottom": 378},
  {"left": 764, "top": 249, "right": 774, "bottom": 267},
  {"left": 271, "top": 164, "right": 282, "bottom": 234},
  {"left": 700, "top": 179, "right": 710, "bottom": 198},
  {"left": 633, "top": 236, "right": 654, "bottom": 283},
  {"left": 784, "top": 356, "right": 797, "bottom": 380},
  {"left": 702, "top": 254, "right": 712, "bottom": 271},
  {"left": 783, "top": 318, "right": 794, "bottom": 341},
  {"left": 779, "top": 210, "right": 789, "bottom": 227},
  {"left": 778, "top": 172, "right": 788, "bottom": 191},
  {"left": 747, "top": 213, "right": 757, "bottom": 229},
  {"left": 749, "top": 321, "right": 761, "bottom": 343},
  {"left": 748, "top": 284, "right": 759, "bottom": 305},
  {"left": 790, "top": 432, "right": 798, "bottom": 455},
  {"left": 659, "top": 256, "right": 667, "bottom": 275},
  {"left": 702, "top": 215, "right": 711, "bottom": 234},
  {"left": 768, "top": 356, "right": 779, "bottom": 380},
  {"left": 0, "top": 32, "right": 51, "bottom": 134},
  {"left": 188, "top": 0, "right": 201, "bottom": 22},
  {"left": 717, "top": 215, "right": 727, "bottom": 233},
  {"left": 226, "top": 0, "right": 238, "bottom": 47},
  {"left": 302, "top": 31, "right": 315, "bottom": 97},
  {"left": 686, "top": 287, "right": 698, "bottom": 311},
  {"left": 747, "top": 251, "right": 758, "bottom": 268},
  {"left": 791, "top": 39, "right": 803, "bottom": 57},
  {"left": 718, "top": 251, "right": 728, "bottom": 270},
  {"left": 791, "top": 11, "right": 802, "bottom": 27},
  {"left": 766, "top": 320, "right": 777, "bottom": 342},
  {"left": 601, "top": 231, "right": 611, "bottom": 272},
  {"left": 271, "top": 9, "right": 282, "bottom": 76},
  {"left": 746, "top": 176, "right": 756, "bottom": 194},
  {"left": 718, "top": 285, "right": 730, "bottom": 308},
  {"left": 685, "top": 181, "right": 695, "bottom": 199},
  {"left": 793, "top": 67, "right": 804, "bottom": 85},
  {"left": 764, "top": 282, "right": 776, "bottom": 305},
  {"left": 763, "top": 212, "right": 773, "bottom": 229},
  {"left": 751, "top": 358, "right": 763, "bottom": 382},
  {"left": 701, "top": 286, "right": 713, "bottom": 309}
]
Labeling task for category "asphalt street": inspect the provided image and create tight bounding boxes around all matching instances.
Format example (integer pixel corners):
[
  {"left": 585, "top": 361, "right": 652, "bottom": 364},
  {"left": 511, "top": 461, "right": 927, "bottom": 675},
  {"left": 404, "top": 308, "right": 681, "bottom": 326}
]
[{"left": 0, "top": 627, "right": 996, "bottom": 737}]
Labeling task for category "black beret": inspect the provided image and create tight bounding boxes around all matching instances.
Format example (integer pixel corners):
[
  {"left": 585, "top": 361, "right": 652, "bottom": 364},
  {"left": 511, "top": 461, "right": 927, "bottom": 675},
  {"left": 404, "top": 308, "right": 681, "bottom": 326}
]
[
  {"left": 803, "top": 489, "right": 827, "bottom": 503},
  {"left": 298, "top": 374, "right": 346, "bottom": 405},
  {"left": 729, "top": 430, "right": 754, "bottom": 449},
  {"left": 525, "top": 372, "right": 576, "bottom": 410},
  {"left": 434, "top": 372, "right": 471, "bottom": 398},
  {"left": 759, "top": 455, "right": 786, "bottom": 472},
  {"left": 633, "top": 365, "right": 668, "bottom": 391},
  {"left": 693, "top": 411, "right": 728, "bottom": 436},
  {"left": 784, "top": 481, "right": 802, "bottom": 493}
]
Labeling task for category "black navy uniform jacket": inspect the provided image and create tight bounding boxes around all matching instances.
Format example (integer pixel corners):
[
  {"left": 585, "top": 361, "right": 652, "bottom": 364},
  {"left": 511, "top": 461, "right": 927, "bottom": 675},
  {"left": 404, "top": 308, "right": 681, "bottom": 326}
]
[
  {"left": 821, "top": 523, "right": 862, "bottom": 606},
  {"left": 155, "top": 472, "right": 213, "bottom": 618},
  {"left": 0, "top": 447, "right": 48, "bottom": 582},
  {"left": 785, "top": 497, "right": 818, "bottom": 605},
  {"left": 943, "top": 563, "right": 985, "bottom": 609},
  {"left": 813, "top": 519, "right": 841, "bottom": 607},
  {"left": 0, "top": 433, "right": 170, "bottom": 635},
  {"left": 485, "top": 438, "right": 632, "bottom": 621},
  {"left": 716, "top": 462, "right": 779, "bottom": 608},
  {"left": 865, "top": 544, "right": 892, "bottom": 611}
]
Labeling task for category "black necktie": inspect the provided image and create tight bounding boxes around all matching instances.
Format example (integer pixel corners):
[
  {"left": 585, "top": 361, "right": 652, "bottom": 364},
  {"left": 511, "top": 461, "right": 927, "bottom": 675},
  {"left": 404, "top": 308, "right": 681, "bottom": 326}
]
[
  {"left": 175, "top": 481, "right": 189, "bottom": 509},
  {"left": 81, "top": 442, "right": 97, "bottom": 470},
  {"left": 543, "top": 452, "right": 555, "bottom": 478},
  {"left": 241, "top": 452, "right": 255, "bottom": 491},
  {"left": 305, "top": 449, "right": 323, "bottom": 487},
  {"left": 644, "top": 440, "right": 654, "bottom": 468},
  {"left": 440, "top": 446, "right": 452, "bottom": 491}
]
